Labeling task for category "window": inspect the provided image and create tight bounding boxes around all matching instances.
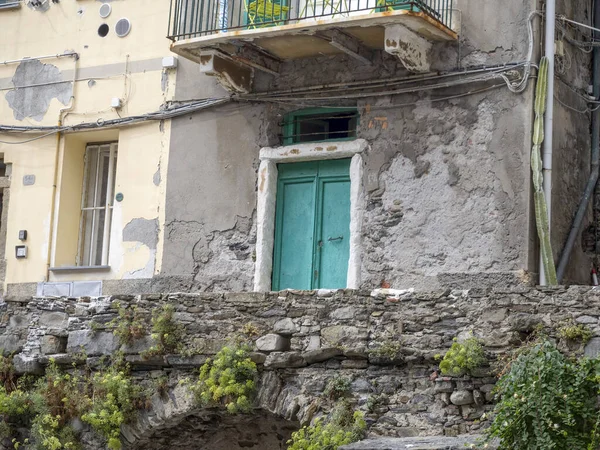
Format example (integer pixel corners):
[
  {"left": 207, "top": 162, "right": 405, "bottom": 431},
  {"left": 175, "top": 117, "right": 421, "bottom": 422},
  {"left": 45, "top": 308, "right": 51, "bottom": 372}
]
[
  {"left": 0, "top": 0, "right": 20, "bottom": 9},
  {"left": 282, "top": 108, "right": 358, "bottom": 145},
  {"left": 78, "top": 143, "right": 117, "bottom": 267}
]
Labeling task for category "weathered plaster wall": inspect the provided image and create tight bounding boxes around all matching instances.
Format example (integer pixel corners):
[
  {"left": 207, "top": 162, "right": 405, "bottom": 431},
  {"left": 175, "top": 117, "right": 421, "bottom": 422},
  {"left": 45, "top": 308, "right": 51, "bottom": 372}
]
[
  {"left": 161, "top": 0, "right": 545, "bottom": 291},
  {"left": 0, "top": 0, "right": 175, "bottom": 288},
  {"left": 2, "top": 286, "right": 600, "bottom": 448}
]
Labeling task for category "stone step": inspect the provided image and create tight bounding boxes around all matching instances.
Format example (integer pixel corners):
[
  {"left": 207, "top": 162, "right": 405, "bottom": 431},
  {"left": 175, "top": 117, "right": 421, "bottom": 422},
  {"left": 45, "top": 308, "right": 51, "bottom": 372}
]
[{"left": 341, "top": 435, "right": 495, "bottom": 450}]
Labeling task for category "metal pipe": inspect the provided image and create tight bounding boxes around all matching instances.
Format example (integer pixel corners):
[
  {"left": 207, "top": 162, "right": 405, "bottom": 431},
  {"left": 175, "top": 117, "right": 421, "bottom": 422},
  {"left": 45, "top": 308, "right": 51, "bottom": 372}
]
[
  {"left": 540, "top": 0, "right": 556, "bottom": 285},
  {"left": 1, "top": 52, "right": 78, "bottom": 66},
  {"left": 556, "top": 0, "right": 600, "bottom": 282}
]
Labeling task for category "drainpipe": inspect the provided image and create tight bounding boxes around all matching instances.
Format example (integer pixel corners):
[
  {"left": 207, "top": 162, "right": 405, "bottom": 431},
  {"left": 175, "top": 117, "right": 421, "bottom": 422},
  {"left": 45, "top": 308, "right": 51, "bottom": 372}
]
[
  {"left": 540, "top": 0, "right": 556, "bottom": 285},
  {"left": 46, "top": 54, "right": 78, "bottom": 280},
  {"left": 556, "top": 0, "right": 600, "bottom": 283}
]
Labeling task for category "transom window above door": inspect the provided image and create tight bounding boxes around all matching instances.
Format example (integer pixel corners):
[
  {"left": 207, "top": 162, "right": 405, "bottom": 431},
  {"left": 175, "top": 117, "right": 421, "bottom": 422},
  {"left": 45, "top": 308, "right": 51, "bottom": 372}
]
[{"left": 282, "top": 108, "right": 358, "bottom": 145}]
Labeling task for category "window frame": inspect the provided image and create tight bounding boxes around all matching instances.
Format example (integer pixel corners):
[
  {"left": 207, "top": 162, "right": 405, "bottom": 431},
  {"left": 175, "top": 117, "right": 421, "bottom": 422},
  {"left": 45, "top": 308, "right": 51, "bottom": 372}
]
[
  {"left": 77, "top": 142, "right": 118, "bottom": 267},
  {"left": 282, "top": 107, "right": 359, "bottom": 146}
]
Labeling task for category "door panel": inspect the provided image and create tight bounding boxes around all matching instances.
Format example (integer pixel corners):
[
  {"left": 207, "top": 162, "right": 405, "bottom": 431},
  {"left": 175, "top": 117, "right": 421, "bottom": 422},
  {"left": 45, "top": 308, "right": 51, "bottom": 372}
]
[
  {"left": 272, "top": 159, "right": 350, "bottom": 291},
  {"left": 316, "top": 177, "right": 351, "bottom": 288}
]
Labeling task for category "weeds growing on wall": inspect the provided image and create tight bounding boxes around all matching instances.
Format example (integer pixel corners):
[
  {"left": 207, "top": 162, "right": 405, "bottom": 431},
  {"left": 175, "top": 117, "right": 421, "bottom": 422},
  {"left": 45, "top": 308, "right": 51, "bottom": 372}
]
[
  {"left": 485, "top": 339, "right": 600, "bottom": 450},
  {"left": 109, "top": 303, "right": 147, "bottom": 346},
  {"left": 287, "top": 399, "right": 366, "bottom": 450},
  {"left": 0, "top": 357, "right": 148, "bottom": 450},
  {"left": 438, "top": 336, "right": 486, "bottom": 377},
  {"left": 142, "top": 304, "right": 186, "bottom": 357},
  {"left": 193, "top": 344, "right": 257, "bottom": 414}
]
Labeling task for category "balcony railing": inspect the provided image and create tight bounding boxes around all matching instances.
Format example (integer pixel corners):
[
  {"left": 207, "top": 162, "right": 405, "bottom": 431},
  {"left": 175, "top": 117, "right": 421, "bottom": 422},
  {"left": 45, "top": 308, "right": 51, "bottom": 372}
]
[{"left": 167, "top": 0, "right": 453, "bottom": 40}]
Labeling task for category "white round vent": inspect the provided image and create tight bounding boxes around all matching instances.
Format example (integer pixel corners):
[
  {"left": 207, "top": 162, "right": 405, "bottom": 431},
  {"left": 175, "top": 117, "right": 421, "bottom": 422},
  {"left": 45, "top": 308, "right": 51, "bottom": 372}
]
[
  {"left": 115, "top": 18, "right": 131, "bottom": 37},
  {"left": 99, "top": 3, "right": 111, "bottom": 18}
]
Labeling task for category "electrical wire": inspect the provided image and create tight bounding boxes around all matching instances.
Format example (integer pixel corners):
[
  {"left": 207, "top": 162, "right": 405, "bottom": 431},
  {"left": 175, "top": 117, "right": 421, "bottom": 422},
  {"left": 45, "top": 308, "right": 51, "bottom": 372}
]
[{"left": 0, "top": 130, "right": 67, "bottom": 144}]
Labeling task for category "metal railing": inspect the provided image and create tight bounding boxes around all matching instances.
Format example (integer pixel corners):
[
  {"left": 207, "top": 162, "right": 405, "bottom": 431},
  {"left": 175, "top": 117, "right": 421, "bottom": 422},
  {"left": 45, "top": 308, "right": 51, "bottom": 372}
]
[{"left": 168, "top": 0, "right": 453, "bottom": 40}]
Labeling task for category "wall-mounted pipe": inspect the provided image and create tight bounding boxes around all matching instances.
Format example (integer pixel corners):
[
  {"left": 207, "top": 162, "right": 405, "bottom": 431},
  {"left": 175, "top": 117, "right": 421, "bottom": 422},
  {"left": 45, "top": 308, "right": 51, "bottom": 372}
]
[
  {"left": 1, "top": 52, "right": 78, "bottom": 66},
  {"left": 540, "top": 0, "right": 556, "bottom": 286},
  {"left": 556, "top": 0, "right": 600, "bottom": 282}
]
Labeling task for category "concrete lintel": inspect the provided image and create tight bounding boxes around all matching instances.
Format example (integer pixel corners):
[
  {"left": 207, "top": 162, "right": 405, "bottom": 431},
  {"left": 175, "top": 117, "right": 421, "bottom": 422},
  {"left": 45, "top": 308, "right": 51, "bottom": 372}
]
[
  {"left": 316, "top": 29, "right": 372, "bottom": 65},
  {"left": 199, "top": 50, "right": 253, "bottom": 93},
  {"left": 259, "top": 139, "right": 368, "bottom": 162},
  {"left": 213, "top": 43, "right": 281, "bottom": 76},
  {"left": 384, "top": 24, "right": 432, "bottom": 73}
]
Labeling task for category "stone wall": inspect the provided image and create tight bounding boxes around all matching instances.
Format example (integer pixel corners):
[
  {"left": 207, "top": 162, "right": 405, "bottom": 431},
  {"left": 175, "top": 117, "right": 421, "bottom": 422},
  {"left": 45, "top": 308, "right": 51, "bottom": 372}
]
[{"left": 2, "top": 286, "right": 600, "bottom": 448}]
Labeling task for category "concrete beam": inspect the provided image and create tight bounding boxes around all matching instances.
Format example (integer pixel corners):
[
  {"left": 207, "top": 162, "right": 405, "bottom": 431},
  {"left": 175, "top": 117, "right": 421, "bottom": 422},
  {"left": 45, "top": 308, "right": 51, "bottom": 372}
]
[
  {"left": 384, "top": 24, "right": 432, "bottom": 73},
  {"left": 198, "top": 50, "right": 253, "bottom": 93},
  {"left": 215, "top": 42, "right": 281, "bottom": 76},
  {"left": 316, "top": 29, "right": 372, "bottom": 65}
]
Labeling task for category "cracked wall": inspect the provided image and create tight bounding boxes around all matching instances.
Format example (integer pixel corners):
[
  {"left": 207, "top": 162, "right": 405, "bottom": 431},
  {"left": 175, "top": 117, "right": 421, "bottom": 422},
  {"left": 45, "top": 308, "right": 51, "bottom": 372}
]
[{"left": 163, "top": 0, "right": 594, "bottom": 291}]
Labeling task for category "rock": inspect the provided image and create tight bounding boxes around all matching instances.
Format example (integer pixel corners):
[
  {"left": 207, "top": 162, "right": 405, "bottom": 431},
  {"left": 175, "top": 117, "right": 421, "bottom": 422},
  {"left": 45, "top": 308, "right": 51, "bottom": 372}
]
[
  {"left": 585, "top": 337, "right": 600, "bottom": 358},
  {"left": 273, "top": 318, "right": 297, "bottom": 336},
  {"left": 121, "top": 335, "right": 155, "bottom": 354},
  {"left": 321, "top": 325, "right": 364, "bottom": 347},
  {"left": 303, "top": 347, "right": 342, "bottom": 364},
  {"left": 479, "top": 384, "right": 495, "bottom": 402},
  {"left": 0, "top": 334, "right": 26, "bottom": 354},
  {"left": 576, "top": 315, "right": 598, "bottom": 324},
  {"left": 508, "top": 313, "right": 540, "bottom": 332},
  {"left": 473, "top": 390, "right": 484, "bottom": 406},
  {"left": 341, "top": 359, "right": 368, "bottom": 369},
  {"left": 450, "top": 390, "right": 473, "bottom": 406},
  {"left": 331, "top": 306, "right": 355, "bottom": 320},
  {"left": 8, "top": 315, "right": 28, "bottom": 329},
  {"left": 256, "top": 334, "right": 289, "bottom": 352},
  {"left": 39, "top": 312, "right": 69, "bottom": 332},
  {"left": 340, "top": 435, "right": 495, "bottom": 450},
  {"left": 480, "top": 308, "right": 507, "bottom": 323},
  {"left": 434, "top": 379, "right": 455, "bottom": 393},
  {"left": 264, "top": 351, "right": 306, "bottom": 368},
  {"left": 13, "top": 354, "right": 43, "bottom": 375},
  {"left": 66, "top": 330, "right": 118, "bottom": 356},
  {"left": 41, "top": 335, "right": 67, "bottom": 354},
  {"left": 249, "top": 352, "right": 267, "bottom": 364}
]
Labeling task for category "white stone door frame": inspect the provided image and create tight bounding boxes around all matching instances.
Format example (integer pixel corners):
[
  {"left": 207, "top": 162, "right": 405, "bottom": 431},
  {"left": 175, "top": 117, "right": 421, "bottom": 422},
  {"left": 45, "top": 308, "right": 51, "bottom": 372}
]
[{"left": 254, "top": 139, "right": 368, "bottom": 292}]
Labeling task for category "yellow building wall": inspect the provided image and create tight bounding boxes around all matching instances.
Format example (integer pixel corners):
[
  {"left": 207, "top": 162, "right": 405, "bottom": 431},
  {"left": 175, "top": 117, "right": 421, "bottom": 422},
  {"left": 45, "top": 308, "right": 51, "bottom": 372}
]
[{"left": 0, "top": 0, "right": 176, "bottom": 286}]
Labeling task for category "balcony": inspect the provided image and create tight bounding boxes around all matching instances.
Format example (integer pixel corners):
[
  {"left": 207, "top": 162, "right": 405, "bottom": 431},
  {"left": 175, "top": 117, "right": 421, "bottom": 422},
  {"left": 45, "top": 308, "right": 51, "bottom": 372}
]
[{"left": 168, "top": 0, "right": 458, "bottom": 92}]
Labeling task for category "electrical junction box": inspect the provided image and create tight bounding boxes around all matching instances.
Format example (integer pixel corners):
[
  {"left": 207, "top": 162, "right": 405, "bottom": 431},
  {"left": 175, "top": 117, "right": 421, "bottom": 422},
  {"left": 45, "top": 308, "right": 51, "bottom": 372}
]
[
  {"left": 162, "top": 56, "right": 178, "bottom": 69},
  {"left": 111, "top": 97, "right": 122, "bottom": 109},
  {"left": 26, "top": 0, "right": 50, "bottom": 11},
  {"left": 18, "top": 230, "right": 27, "bottom": 241},
  {"left": 15, "top": 245, "right": 27, "bottom": 259}
]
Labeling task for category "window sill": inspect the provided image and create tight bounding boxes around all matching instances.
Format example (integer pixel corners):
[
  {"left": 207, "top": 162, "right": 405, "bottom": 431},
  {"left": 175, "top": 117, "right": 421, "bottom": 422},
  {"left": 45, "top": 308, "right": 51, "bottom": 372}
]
[
  {"left": 0, "top": 2, "right": 21, "bottom": 10},
  {"left": 49, "top": 265, "right": 111, "bottom": 273}
]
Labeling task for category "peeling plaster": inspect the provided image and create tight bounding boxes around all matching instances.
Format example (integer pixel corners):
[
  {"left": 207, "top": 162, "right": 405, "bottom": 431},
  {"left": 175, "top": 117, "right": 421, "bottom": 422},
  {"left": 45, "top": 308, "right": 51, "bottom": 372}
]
[
  {"left": 5, "top": 59, "right": 72, "bottom": 121},
  {"left": 123, "top": 218, "right": 159, "bottom": 250}
]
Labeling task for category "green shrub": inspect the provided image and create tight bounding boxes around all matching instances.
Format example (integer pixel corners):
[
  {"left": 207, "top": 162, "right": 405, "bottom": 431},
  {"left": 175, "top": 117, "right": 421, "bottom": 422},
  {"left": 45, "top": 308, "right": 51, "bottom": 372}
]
[
  {"left": 439, "top": 336, "right": 486, "bottom": 376},
  {"left": 287, "top": 400, "right": 366, "bottom": 450},
  {"left": 368, "top": 341, "right": 402, "bottom": 361},
  {"left": 142, "top": 304, "right": 185, "bottom": 357},
  {"left": 485, "top": 340, "right": 600, "bottom": 450},
  {"left": 324, "top": 376, "right": 351, "bottom": 401},
  {"left": 109, "top": 303, "right": 146, "bottom": 346},
  {"left": 194, "top": 345, "right": 257, "bottom": 414},
  {"left": 558, "top": 321, "right": 593, "bottom": 344}
]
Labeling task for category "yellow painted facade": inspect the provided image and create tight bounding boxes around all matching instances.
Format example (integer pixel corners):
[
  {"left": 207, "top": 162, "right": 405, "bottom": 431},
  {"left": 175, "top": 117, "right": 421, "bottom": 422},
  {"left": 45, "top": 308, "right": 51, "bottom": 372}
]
[{"left": 0, "top": 0, "right": 175, "bottom": 288}]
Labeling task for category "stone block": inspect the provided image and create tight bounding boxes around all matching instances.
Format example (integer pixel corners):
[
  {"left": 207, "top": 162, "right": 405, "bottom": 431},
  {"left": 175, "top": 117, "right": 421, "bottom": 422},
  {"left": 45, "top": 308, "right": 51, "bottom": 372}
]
[
  {"left": 264, "top": 351, "right": 306, "bottom": 368},
  {"left": 66, "top": 330, "right": 118, "bottom": 356},
  {"left": 585, "top": 337, "right": 600, "bottom": 358},
  {"left": 41, "top": 335, "right": 67, "bottom": 354},
  {"left": 472, "top": 390, "right": 484, "bottom": 406},
  {"left": 577, "top": 315, "right": 598, "bottom": 324},
  {"left": 256, "top": 334, "right": 289, "bottom": 352},
  {"left": 40, "top": 311, "right": 69, "bottom": 334},
  {"left": 8, "top": 315, "right": 29, "bottom": 330},
  {"left": 0, "top": 334, "right": 26, "bottom": 354},
  {"left": 303, "top": 347, "right": 342, "bottom": 364},
  {"left": 331, "top": 306, "right": 355, "bottom": 320},
  {"left": 273, "top": 318, "right": 297, "bottom": 336},
  {"left": 341, "top": 359, "right": 368, "bottom": 369},
  {"left": 434, "top": 379, "right": 455, "bottom": 393},
  {"left": 450, "top": 390, "right": 473, "bottom": 406},
  {"left": 13, "top": 354, "right": 43, "bottom": 375}
]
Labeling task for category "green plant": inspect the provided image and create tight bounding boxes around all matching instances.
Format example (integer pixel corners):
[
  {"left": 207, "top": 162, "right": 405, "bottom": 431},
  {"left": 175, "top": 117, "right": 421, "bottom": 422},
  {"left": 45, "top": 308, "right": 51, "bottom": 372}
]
[
  {"left": 31, "top": 414, "right": 79, "bottom": 450},
  {"left": 194, "top": 344, "right": 257, "bottom": 414},
  {"left": 439, "top": 336, "right": 486, "bottom": 377},
  {"left": 81, "top": 365, "right": 145, "bottom": 450},
  {"left": 368, "top": 340, "right": 402, "bottom": 361},
  {"left": 109, "top": 303, "right": 146, "bottom": 346},
  {"left": 531, "top": 56, "right": 557, "bottom": 285},
  {"left": 324, "top": 376, "right": 351, "bottom": 401},
  {"left": 287, "top": 400, "right": 366, "bottom": 450},
  {"left": 558, "top": 321, "right": 593, "bottom": 344},
  {"left": 142, "top": 304, "right": 185, "bottom": 357},
  {"left": 241, "top": 323, "right": 260, "bottom": 338},
  {"left": 0, "top": 353, "right": 16, "bottom": 392},
  {"left": 366, "top": 393, "right": 387, "bottom": 413},
  {"left": 485, "top": 340, "right": 600, "bottom": 450}
]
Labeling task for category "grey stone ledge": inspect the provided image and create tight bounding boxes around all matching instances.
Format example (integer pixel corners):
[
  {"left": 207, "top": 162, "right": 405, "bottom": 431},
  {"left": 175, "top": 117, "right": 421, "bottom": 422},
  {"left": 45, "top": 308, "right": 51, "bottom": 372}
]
[{"left": 341, "top": 435, "right": 494, "bottom": 449}]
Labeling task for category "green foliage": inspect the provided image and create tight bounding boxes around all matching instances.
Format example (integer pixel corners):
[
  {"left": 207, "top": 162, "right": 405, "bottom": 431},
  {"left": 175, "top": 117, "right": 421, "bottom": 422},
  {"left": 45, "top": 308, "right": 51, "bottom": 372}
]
[
  {"left": 0, "top": 358, "right": 146, "bottom": 450},
  {"left": 287, "top": 400, "right": 366, "bottom": 450},
  {"left": 485, "top": 340, "right": 600, "bottom": 450},
  {"left": 368, "top": 340, "right": 402, "bottom": 361},
  {"left": 142, "top": 304, "right": 185, "bottom": 357},
  {"left": 81, "top": 366, "right": 145, "bottom": 450},
  {"left": 439, "top": 336, "right": 486, "bottom": 377},
  {"left": 194, "top": 345, "right": 257, "bottom": 414},
  {"left": 0, "top": 353, "right": 16, "bottom": 392},
  {"left": 365, "top": 393, "right": 387, "bottom": 413},
  {"left": 324, "top": 376, "right": 351, "bottom": 401},
  {"left": 558, "top": 321, "right": 593, "bottom": 344},
  {"left": 109, "top": 303, "right": 146, "bottom": 346}
]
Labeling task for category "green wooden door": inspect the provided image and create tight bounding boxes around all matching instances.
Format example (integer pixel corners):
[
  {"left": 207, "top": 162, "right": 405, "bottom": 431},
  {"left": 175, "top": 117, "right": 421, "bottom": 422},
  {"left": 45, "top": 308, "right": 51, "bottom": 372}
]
[{"left": 272, "top": 159, "right": 350, "bottom": 290}]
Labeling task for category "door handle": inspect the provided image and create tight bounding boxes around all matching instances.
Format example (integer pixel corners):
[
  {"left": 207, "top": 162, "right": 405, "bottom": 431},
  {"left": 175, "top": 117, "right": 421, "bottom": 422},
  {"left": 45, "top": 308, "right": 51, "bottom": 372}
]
[{"left": 328, "top": 236, "right": 343, "bottom": 242}]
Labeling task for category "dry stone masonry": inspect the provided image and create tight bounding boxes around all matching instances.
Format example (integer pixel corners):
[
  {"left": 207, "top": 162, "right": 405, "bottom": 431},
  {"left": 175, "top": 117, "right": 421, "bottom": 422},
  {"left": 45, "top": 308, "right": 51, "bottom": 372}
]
[{"left": 2, "top": 286, "right": 600, "bottom": 448}]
